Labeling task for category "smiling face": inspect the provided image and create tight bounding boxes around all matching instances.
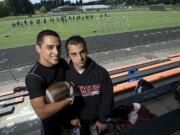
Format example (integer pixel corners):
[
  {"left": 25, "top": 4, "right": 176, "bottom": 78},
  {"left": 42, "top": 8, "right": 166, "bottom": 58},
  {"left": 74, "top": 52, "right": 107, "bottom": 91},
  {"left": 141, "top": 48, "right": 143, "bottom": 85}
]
[
  {"left": 36, "top": 35, "right": 61, "bottom": 67},
  {"left": 67, "top": 43, "right": 88, "bottom": 71}
]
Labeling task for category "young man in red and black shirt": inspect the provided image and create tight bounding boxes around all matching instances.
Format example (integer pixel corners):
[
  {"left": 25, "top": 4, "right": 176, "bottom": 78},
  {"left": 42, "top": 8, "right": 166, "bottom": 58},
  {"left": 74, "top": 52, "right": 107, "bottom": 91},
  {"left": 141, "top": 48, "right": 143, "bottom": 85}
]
[{"left": 65, "top": 35, "right": 114, "bottom": 135}]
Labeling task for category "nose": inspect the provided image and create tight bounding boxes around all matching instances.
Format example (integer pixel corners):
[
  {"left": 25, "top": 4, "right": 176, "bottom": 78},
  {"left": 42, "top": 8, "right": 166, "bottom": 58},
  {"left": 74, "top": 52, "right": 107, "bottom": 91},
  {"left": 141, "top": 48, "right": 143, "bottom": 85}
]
[
  {"left": 77, "top": 54, "right": 83, "bottom": 60},
  {"left": 54, "top": 47, "right": 60, "bottom": 55}
]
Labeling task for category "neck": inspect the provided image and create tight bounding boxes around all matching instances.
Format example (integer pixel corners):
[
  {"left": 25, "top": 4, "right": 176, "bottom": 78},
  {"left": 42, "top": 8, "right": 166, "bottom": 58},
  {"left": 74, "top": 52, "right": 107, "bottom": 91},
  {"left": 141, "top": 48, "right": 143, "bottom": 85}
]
[
  {"left": 74, "top": 65, "right": 85, "bottom": 72},
  {"left": 39, "top": 59, "right": 54, "bottom": 68}
]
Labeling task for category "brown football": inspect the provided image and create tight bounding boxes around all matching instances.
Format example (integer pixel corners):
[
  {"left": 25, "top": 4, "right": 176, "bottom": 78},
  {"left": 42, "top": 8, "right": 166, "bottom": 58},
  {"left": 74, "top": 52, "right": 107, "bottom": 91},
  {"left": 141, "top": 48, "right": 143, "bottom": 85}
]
[{"left": 45, "top": 81, "right": 72, "bottom": 103}]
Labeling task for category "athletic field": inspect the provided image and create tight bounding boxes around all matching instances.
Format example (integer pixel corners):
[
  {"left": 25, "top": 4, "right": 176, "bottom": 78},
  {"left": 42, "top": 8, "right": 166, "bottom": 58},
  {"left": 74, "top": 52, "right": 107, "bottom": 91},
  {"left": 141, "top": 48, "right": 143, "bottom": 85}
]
[{"left": 0, "top": 10, "right": 180, "bottom": 48}]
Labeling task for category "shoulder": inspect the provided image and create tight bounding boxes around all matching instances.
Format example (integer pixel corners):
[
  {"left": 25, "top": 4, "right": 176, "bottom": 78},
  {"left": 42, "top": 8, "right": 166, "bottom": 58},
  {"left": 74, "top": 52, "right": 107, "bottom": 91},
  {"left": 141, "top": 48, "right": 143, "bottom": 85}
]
[
  {"left": 25, "top": 73, "right": 45, "bottom": 86},
  {"left": 58, "top": 58, "right": 68, "bottom": 69},
  {"left": 59, "top": 58, "right": 68, "bottom": 64},
  {"left": 25, "top": 71, "right": 46, "bottom": 99},
  {"left": 28, "top": 62, "right": 42, "bottom": 76},
  {"left": 26, "top": 63, "right": 45, "bottom": 84},
  {"left": 94, "top": 62, "right": 108, "bottom": 75},
  {"left": 90, "top": 59, "right": 110, "bottom": 79}
]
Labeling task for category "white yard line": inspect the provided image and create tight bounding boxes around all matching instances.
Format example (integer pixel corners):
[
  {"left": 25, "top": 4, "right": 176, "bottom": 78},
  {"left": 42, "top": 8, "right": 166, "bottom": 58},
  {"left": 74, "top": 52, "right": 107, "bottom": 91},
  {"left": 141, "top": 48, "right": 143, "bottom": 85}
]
[{"left": 0, "top": 27, "right": 18, "bottom": 37}]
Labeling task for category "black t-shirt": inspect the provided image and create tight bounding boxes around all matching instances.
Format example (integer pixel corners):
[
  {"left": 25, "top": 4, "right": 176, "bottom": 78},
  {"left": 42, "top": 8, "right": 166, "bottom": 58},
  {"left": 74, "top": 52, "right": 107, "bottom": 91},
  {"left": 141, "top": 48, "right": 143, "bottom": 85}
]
[
  {"left": 25, "top": 58, "right": 70, "bottom": 135},
  {"left": 26, "top": 58, "right": 68, "bottom": 99}
]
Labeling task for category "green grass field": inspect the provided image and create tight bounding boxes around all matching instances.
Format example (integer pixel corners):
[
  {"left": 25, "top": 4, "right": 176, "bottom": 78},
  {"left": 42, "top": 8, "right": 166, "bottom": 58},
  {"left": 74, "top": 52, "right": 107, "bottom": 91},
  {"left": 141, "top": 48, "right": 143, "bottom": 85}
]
[{"left": 0, "top": 10, "right": 180, "bottom": 49}]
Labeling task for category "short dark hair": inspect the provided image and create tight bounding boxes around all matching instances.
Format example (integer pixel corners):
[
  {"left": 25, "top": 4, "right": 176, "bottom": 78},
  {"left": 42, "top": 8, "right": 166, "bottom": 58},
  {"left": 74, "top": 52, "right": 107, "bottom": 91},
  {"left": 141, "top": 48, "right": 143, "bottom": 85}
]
[
  {"left": 65, "top": 35, "right": 87, "bottom": 51},
  {"left": 36, "top": 30, "right": 60, "bottom": 46}
]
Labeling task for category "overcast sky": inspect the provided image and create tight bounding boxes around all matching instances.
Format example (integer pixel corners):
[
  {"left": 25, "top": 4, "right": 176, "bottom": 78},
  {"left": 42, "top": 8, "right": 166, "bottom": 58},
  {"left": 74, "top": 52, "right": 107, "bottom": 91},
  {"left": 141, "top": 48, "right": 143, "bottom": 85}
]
[{"left": 30, "top": 0, "right": 40, "bottom": 4}]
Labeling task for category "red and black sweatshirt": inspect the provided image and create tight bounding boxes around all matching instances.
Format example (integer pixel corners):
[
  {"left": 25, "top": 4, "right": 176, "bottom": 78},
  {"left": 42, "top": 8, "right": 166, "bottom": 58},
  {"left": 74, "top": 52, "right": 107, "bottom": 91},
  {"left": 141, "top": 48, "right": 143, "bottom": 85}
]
[{"left": 66, "top": 58, "right": 114, "bottom": 123}]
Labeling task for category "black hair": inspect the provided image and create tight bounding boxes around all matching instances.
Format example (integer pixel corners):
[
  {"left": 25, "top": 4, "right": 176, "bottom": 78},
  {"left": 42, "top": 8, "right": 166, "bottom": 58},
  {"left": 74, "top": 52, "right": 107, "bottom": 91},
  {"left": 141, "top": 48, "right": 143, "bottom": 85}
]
[
  {"left": 65, "top": 35, "right": 87, "bottom": 51},
  {"left": 36, "top": 29, "right": 60, "bottom": 46}
]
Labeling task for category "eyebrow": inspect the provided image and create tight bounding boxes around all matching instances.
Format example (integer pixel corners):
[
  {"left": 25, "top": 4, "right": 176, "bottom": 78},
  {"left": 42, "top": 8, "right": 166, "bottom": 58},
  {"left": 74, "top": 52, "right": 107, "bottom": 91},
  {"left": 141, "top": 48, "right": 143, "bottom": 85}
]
[{"left": 46, "top": 44, "right": 60, "bottom": 47}]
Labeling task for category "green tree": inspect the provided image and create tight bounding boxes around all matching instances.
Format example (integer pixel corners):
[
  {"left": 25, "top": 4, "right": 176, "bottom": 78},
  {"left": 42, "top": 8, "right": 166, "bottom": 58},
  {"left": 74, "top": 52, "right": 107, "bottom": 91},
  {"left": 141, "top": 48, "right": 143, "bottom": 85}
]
[
  {"left": 40, "top": 0, "right": 64, "bottom": 11},
  {"left": 0, "top": 0, "right": 11, "bottom": 17},
  {"left": 104, "top": 0, "right": 116, "bottom": 5},
  {"left": 8, "top": 0, "right": 34, "bottom": 15},
  {"left": 25, "top": 0, "right": 35, "bottom": 14},
  {"left": 64, "top": 0, "right": 71, "bottom": 5}
]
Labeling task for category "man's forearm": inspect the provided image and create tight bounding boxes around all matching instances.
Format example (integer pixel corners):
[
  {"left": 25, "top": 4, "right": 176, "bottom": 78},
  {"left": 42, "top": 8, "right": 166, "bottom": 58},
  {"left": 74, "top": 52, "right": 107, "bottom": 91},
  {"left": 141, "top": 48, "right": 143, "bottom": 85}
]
[
  {"left": 31, "top": 98, "right": 72, "bottom": 119},
  {"left": 43, "top": 99, "right": 72, "bottom": 118}
]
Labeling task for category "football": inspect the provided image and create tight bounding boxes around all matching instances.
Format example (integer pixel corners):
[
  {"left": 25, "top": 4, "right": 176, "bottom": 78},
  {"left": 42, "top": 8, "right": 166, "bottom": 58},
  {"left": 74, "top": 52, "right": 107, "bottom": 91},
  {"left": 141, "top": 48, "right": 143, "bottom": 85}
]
[{"left": 45, "top": 81, "right": 74, "bottom": 103}]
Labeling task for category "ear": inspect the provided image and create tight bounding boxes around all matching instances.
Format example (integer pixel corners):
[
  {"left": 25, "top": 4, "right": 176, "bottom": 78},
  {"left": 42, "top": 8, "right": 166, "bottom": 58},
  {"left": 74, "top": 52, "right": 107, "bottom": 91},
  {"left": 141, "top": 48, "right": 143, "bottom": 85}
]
[{"left": 36, "top": 45, "right": 41, "bottom": 54}]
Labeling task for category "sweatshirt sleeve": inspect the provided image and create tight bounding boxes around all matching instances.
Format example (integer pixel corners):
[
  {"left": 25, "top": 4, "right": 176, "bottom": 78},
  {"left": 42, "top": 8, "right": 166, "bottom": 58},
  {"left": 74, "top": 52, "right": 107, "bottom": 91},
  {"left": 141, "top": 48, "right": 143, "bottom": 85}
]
[{"left": 98, "top": 69, "right": 114, "bottom": 123}]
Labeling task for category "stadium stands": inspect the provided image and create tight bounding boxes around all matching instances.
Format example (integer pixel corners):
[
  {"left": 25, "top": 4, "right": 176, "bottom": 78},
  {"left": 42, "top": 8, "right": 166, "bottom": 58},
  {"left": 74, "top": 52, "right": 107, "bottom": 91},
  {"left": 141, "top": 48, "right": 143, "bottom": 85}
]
[
  {"left": 113, "top": 67, "right": 180, "bottom": 93},
  {"left": 0, "top": 106, "right": 14, "bottom": 117},
  {"left": 112, "top": 62, "right": 180, "bottom": 85},
  {"left": 114, "top": 80, "right": 180, "bottom": 107},
  {"left": 111, "top": 58, "right": 180, "bottom": 78},
  {"left": 109, "top": 58, "right": 170, "bottom": 75}
]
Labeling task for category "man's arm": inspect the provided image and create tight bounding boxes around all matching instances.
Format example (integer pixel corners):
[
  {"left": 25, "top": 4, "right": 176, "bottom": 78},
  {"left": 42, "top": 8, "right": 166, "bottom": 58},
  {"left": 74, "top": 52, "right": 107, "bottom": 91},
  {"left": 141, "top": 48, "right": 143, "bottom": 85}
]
[
  {"left": 26, "top": 74, "right": 72, "bottom": 119},
  {"left": 31, "top": 96, "right": 72, "bottom": 119}
]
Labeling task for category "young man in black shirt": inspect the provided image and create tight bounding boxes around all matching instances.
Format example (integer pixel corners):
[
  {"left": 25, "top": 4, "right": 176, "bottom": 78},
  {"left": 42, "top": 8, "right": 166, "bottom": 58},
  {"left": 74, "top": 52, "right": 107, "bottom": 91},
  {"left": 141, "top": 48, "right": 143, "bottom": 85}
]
[
  {"left": 25, "top": 30, "right": 73, "bottom": 135},
  {"left": 65, "top": 35, "right": 114, "bottom": 135}
]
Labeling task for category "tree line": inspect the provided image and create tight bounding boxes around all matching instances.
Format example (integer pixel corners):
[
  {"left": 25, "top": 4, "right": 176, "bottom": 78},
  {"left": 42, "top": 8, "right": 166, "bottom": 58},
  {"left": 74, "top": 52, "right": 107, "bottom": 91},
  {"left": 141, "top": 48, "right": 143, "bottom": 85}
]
[
  {"left": 0, "top": 0, "right": 34, "bottom": 17},
  {"left": 0, "top": 0, "right": 179, "bottom": 18}
]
